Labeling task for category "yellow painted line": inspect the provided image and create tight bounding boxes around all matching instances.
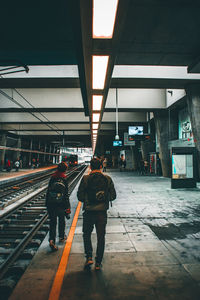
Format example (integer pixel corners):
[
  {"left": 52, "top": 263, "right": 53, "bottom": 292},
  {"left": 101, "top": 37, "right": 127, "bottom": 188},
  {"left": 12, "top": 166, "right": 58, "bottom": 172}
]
[{"left": 48, "top": 201, "right": 82, "bottom": 300}]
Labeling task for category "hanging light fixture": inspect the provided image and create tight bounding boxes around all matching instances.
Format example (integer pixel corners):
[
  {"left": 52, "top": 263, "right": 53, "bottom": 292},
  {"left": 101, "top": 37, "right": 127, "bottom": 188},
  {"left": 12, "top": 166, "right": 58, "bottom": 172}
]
[{"left": 115, "top": 88, "right": 119, "bottom": 140}]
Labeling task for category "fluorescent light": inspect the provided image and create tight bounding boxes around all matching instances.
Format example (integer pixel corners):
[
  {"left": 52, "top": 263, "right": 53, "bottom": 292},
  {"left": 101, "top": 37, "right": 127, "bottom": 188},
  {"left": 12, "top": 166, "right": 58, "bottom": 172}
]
[
  {"left": 92, "top": 123, "right": 98, "bottom": 129},
  {"left": 93, "top": 113, "right": 100, "bottom": 122},
  {"left": 92, "top": 56, "right": 109, "bottom": 89},
  {"left": 93, "top": 0, "right": 119, "bottom": 38},
  {"left": 93, "top": 95, "right": 103, "bottom": 110},
  {"left": 93, "top": 130, "right": 98, "bottom": 134}
]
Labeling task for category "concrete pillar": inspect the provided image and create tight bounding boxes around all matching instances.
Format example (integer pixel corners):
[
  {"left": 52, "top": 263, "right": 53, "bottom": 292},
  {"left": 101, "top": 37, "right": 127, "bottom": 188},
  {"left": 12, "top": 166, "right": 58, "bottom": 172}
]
[
  {"left": 29, "top": 140, "right": 32, "bottom": 167},
  {"left": 14, "top": 137, "right": 21, "bottom": 161},
  {"left": 53, "top": 145, "right": 56, "bottom": 164},
  {"left": 131, "top": 146, "right": 140, "bottom": 170},
  {"left": 49, "top": 144, "right": 52, "bottom": 162},
  {"left": 141, "top": 141, "right": 149, "bottom": 161},
  {"left": 37, "top": 141, "right": 40, "bottom": 162},
  {"left": 169, "top": 109, "right": 178, "bottom": 140},
  {"left": 153, "top": 110, "right": 171, "bottom": 177},
  {"left": 0, "top": 134, "right": 7, "bottom": 170},
  {"left": 43, "top": 143, "right": 46, "bottom": 163},
  {"left": 186, "top": 84, "right": 200, "bottom": 177}
]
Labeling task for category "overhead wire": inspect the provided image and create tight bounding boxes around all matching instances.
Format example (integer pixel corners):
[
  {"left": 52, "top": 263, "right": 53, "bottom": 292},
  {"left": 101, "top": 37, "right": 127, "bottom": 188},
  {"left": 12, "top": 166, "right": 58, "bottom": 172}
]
[{"left": 0, "top": 88, "right": 62, "bottom": 135}]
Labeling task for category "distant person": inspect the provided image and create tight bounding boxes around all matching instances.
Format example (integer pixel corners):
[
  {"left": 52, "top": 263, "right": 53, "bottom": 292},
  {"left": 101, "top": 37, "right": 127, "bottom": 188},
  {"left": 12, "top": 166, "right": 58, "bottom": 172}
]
[
  {"left": 6, "top": 159, "right": 11, "bottom": 172},
  {"left": 102, "top": 157, "right": 107, "bottom": 172},
  {"left": 77, "top": 157, "right": 116, "bottom": 270},
  {"left": 14, "top": 159, "right": 20, "bottom": 172},
  {"left": 119, "top": 154, "right": 126, "bottom": 172},
  {"left": 144, "top": 160, "right": 148, "bottom": 174},
  {"left": 32, "top": 158, "right": 36, "bottom": 169},
  {"left": 46, "top": 162, "right": 71, "bottom": 251}
]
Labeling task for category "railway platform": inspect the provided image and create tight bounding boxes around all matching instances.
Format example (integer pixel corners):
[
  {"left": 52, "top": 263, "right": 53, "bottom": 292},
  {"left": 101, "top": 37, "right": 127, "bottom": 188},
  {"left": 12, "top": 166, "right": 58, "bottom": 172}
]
[
  {"left": 8, "top": 171, "right": 200, "bottom": 300},
  {"left": 0, "top": 166, "right": 56, "bottom": 185}
]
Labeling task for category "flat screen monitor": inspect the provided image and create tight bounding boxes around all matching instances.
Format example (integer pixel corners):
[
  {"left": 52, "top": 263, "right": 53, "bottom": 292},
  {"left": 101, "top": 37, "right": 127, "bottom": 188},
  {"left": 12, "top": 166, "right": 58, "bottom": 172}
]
[
  {"left": 113, "top": 140, "right": 122, "bottom": 147},
  {"left": 128, "top": 126, "right": 143, "bottom": 135}
]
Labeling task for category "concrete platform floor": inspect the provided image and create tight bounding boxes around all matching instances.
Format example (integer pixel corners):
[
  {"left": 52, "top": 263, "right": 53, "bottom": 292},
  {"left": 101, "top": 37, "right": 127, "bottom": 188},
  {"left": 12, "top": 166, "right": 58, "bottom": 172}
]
[
  {"left": 0, "top": 166, "right": 55, "bottom": 182},
  {"left": 10, "top": 171, "right": 200, "bottom": 300}
]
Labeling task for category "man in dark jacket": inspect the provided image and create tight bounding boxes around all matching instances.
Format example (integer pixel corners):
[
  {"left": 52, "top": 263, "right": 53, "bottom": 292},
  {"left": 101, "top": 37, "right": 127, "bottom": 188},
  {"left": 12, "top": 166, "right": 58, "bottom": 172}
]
[
  {"left": 77, "top": 157, "right": 116, "bottom": 270},
  {"left": 46, "top": 162, "right": 71, "bottom": 251}
]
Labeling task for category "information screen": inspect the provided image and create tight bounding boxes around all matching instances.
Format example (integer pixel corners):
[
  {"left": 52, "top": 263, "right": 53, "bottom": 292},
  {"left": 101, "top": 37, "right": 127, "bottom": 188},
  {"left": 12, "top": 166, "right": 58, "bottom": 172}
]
[
  {"left": 128, "top": 126, "right": 143, "bottom": 135},
  {"left": 113, "top": 140, "right": 122, "bottom": 146}
]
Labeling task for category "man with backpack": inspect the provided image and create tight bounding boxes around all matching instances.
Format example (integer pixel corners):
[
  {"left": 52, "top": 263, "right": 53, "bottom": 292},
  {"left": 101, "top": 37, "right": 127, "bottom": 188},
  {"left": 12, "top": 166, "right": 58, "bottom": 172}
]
[
  {"left": 46, "top": 162, "right": 71, "bottom": 251},
  {"left": 77, "top": 157, "right": 116, "bottom": 270}
]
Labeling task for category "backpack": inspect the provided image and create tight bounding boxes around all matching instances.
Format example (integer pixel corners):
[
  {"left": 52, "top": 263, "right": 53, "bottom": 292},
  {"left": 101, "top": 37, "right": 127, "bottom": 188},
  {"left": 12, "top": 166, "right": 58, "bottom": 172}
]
[
  {"left": 48, "top": 178, "right": 66, "bottom": 204},
  {"left": 87, "top": 172, "right": 108, "bottom": 204}
]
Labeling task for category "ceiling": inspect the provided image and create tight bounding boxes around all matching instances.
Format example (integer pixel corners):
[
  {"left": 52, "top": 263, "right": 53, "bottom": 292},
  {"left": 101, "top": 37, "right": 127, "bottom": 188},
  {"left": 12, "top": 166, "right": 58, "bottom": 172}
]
[{"left": 1, "top": 0, "right": 200, "bottom": 149}]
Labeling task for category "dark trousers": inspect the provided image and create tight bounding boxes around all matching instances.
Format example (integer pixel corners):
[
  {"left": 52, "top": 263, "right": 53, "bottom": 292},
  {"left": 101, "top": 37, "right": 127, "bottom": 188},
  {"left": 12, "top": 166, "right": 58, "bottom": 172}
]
[
  {"left": 48, "top": 207, "right": 65, "bottom": 243},
  {"left": 83, "top": 210, "right": 107, "bottom": 263}
]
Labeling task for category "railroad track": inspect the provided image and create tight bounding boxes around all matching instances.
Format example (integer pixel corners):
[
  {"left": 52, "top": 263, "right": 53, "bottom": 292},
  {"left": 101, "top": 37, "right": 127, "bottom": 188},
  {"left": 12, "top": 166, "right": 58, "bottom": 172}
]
[
  {"left": 0, "top": 164, "right": 87, "bottom": 299},
  {"left": 0, "top": 168, "right": 57, "bottom": 209},
  {"left": 0, "top": 165, "right": 83, "bottom": 210}
]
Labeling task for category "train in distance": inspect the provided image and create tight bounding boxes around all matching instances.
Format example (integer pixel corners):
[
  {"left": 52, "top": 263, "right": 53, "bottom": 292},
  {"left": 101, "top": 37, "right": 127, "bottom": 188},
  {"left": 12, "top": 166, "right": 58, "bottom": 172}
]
[{"left": 61, "top": 153, "right": 92, "bottom": 167}]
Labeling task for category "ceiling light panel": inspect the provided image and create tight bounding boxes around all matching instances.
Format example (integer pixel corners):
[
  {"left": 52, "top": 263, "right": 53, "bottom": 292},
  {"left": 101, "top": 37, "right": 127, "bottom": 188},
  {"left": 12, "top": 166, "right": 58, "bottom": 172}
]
[
  {"left": 92, "top": 123, "right": 98, "bottom": 129},
  {"left": 93, "top": 113, "right": 100, "bottom": 122},
  {"left": 93, "top": 95, "right": 103, "bottom": 110},
  {"left": 92, "top": 56, "right": 109, "bottom": 89},
  {"left": 93, "top": 0, "right": 119, "bottom": 38}
]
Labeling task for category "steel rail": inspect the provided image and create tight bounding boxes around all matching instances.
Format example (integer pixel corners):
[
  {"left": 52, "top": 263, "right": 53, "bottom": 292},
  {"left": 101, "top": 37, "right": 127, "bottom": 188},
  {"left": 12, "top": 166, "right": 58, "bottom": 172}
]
[{"left": 0, "top": 165, "right": 87, "bottom": 280}]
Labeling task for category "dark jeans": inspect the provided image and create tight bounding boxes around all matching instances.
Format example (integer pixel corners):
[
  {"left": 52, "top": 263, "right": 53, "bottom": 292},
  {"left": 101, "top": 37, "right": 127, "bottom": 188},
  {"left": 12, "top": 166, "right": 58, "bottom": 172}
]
[
  {"left": 48, "top": 207, "right": 65, "bottom": 243},
  {"left": 83, "top": 210, "right": 107, "bottom": 264}
]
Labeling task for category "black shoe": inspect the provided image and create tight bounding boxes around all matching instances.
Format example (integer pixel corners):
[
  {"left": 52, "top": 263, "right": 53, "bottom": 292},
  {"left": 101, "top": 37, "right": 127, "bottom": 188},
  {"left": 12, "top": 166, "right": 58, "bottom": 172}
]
[
  {"left": 49, "top": 240, "right": 58, "bottom": 251},
  {"left": 84, "top": 257, "right": 93, "bottom": 269},
  {"left": 95, "top": 262, "right": 102, "bottom": 270},
  {"left": 59, "top": 235, "right": 67, "bottom": 243}
]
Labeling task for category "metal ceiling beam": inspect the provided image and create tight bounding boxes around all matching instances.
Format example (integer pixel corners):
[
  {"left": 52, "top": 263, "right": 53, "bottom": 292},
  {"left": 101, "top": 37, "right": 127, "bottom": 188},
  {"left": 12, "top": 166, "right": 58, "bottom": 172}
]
[
  {"left": 110, "top": 78, "right": 200, "bottom": 89},
  {"left": 0, "top": 78, "right": 80, "bottom": 88},
  {"left": 1, "top": 77, "right": 200, "bottom": 89},
  {"left": 0, "top": 108, "right": 85, "bottom": 113}
]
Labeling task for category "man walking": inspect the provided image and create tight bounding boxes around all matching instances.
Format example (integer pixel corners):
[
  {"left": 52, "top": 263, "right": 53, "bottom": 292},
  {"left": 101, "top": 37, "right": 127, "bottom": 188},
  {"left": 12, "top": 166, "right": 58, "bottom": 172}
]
[
  {"left": 77, "top": 157, "right": 116, "bottom": 270},
  {"left": 46, "top": 162, "right": 71, "bottom": 251}
]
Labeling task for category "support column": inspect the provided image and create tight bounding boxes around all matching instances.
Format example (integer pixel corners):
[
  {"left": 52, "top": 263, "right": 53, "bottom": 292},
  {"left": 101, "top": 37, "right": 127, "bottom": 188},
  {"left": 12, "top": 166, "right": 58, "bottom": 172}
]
[
  {"left": 49, "top": 144, "right": 52, "bottom": 162},
  {"left": 0, "top": 134, "right": 7, "bottom": 171},
  {"left": 53, "top": 145, "right": 56, "bottom": 164},
  {"left": 153, "top": 110, "right": 171, "bottom": 177},
  {"left": 29, "top": 140, "right": 32, "bottom": 167},
  {"left": 43, "top": 143, "right": 46, "bottom": 164},
  {"left": 169, "top": 109, "right": 178, "bottom": 140},
  {"left": 140, "top": 141, "right": 149, "bottom": 161},
  {"left": 186, "top": 84, "right": 200, "bottom": 178},
  {"left": 130, "top": 146, "right": 139, "bottom": 170},
  {"left": 14, "top": 137, "right": 21, "bottom": 161}
]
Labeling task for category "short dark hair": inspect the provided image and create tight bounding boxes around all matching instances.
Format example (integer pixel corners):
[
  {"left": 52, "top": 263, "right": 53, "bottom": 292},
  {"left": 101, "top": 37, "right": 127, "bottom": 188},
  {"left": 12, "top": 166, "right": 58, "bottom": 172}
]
[
  {"left": 90, "top": 157, "right": 101, "bottom": 170},
  {"left": 57, "top": 162, "right": 67, "bottom": 172}
]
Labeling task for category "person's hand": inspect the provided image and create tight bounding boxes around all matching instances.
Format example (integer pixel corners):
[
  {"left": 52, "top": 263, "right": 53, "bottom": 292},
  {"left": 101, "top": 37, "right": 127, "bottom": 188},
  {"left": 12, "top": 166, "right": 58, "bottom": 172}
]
[
  {"left": 65, "top": 208, "right": 71, "bottom": 219},
  {"left": 66, "top": 208, "right": 71, "bottom": 214}
]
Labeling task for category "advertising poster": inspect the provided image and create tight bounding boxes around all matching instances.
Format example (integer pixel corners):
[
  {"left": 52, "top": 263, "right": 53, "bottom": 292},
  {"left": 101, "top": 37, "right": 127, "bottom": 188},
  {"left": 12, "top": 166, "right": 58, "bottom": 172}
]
[{"left": 172, "top": 154, "right": 193, "bottom": 179}]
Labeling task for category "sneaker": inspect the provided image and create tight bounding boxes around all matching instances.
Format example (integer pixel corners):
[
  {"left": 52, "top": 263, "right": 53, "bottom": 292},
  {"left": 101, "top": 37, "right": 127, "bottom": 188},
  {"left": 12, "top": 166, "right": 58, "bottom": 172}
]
[
  {"left": 49, "top": 240, "right": 58, "bottom": 251},
  {"left": 59, "top": 235, "right": 67, "bottom": 243},
  {"left": 95, "top": 262, "right": 102, "bottom": 270},
  {"left": 84, "top": 257, "right": 93, "bottom": 268}
]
